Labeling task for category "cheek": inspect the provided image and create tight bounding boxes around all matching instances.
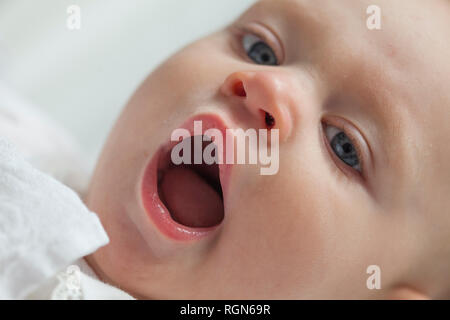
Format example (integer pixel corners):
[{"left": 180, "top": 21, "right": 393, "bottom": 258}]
[
  {"left": 149, "top": 33, "right": 233, "bottom": 107},
  {"left": 90, "top": 33, "right": 239, "bottom": 200},
  {"left": 208, "top": 159, "right": 336, "bottom": 297},
  {"left": 86, "top": 32, "right": 240, "bottom": 280},
  {"left": 91, "top": 35, "right": 232, "bottom": 187},
  {"left": 214, "top": 138, "right": 382, "bottom": 297}
]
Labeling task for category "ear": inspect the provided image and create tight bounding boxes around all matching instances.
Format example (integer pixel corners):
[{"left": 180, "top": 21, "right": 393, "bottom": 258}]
[{"left": 388, "top": 286, "right": 430, "bottom": 300}]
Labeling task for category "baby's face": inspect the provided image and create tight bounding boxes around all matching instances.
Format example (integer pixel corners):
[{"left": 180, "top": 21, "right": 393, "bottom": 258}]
[{"left": 86, "top": 0, "right": 450, "bottom": 299}]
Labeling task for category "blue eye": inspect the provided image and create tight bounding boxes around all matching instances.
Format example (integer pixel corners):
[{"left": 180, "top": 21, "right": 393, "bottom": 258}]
[
  {"left": 242, "top": 34, "right": 278, "bottom": 66},
  {"left": 325, "top": 125, "right": 361, "bottom": 171}
]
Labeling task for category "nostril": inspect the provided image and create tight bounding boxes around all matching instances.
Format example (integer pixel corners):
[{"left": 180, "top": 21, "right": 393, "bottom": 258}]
[
  {"left": 265, "top": 112, "right": 275, "bottom": 129},
  {"left": 260, "top": 109, "right": 275, "bottom": 129},
  {"left": 233, "top": 81, "right": 247, "bottom": 97}
]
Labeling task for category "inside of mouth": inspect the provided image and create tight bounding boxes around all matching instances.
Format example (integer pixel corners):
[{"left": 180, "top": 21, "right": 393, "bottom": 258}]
[{"left": 157, "top": 136, "right": 224, "bottom": 228}]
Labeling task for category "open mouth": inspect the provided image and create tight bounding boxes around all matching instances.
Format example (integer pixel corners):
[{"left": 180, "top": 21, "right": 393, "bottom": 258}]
[
  {"left": 157, "top": 136, "right": 224, "bottom": 228},
  {"left": 141, "top": 114, "right": 230, "bottom": 241}
]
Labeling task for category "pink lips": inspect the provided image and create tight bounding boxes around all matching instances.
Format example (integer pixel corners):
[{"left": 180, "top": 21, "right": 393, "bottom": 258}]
[{"left": 140, "top": 114, "right": 231, "bottom": 241}]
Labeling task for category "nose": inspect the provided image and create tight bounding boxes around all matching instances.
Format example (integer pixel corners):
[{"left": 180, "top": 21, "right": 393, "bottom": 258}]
[{"left": 220, "top": 70, "right": 294, "bottom": 140}]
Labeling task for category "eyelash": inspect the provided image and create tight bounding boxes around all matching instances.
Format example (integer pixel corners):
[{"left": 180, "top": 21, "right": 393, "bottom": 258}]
[
  {"left": 321, "top": 120, "right": 365, "bottom": 180},
  {"left": 232, "top": 24, "right": 283, "bottom": 65}
]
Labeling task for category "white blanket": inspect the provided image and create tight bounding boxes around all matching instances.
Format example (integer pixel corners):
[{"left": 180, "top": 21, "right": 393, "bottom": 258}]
[
  {"left": 0, "top": 137, "right": 110, "bottom": 299},
  {"left": 0, "top": 84, "right": 133, "bottom": 299}
]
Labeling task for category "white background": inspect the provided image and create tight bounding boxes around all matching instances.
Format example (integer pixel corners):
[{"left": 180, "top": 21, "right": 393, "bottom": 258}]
[{"left": 0, "top": 0, "right": 256, "bottom": 164}]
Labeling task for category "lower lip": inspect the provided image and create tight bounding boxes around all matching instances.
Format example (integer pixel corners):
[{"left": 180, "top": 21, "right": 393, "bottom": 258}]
[{"left": 140, "top": 114, "right": 231, "bottom": 242}]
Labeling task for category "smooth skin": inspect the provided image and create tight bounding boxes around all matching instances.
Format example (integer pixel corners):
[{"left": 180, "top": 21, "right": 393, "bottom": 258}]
[{"left": 85, "top": 0, "right": 450, "bottom": 299}]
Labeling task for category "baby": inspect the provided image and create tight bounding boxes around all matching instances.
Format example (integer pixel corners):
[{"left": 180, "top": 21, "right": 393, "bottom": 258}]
[{"left": 81, "top": 0, "right": 449, "bottom": 299}]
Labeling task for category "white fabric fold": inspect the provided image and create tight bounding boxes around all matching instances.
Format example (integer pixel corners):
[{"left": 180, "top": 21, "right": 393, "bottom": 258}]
[{"left": 0, "top": 138, "right": 109, "bottom": 299}]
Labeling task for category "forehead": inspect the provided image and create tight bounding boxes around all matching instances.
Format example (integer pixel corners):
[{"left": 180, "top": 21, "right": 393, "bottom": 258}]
[
  {"left": 250, "top": 0, "right": 450, "bottom": 98},
  {"left": 247, "top": 0, "right": 450, "bottom": 191},
  {"left": 254, "top": 0, "right": 450, "bottom": 69}
]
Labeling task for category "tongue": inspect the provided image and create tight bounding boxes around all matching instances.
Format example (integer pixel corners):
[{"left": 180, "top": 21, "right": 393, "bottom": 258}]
[{"left": 159, "top": 167, "right": 224, "bottom": 228}]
